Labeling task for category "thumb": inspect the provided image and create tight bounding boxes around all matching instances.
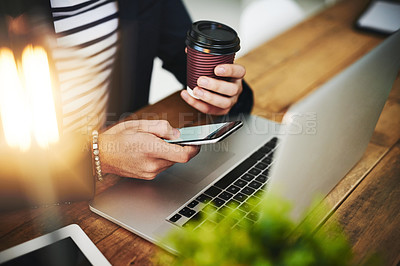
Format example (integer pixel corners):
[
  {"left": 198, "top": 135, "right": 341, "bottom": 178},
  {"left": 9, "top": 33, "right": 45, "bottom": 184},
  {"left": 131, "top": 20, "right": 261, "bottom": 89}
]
[{"left": 136, "top": 120, "right": 180, "bottom": 140}]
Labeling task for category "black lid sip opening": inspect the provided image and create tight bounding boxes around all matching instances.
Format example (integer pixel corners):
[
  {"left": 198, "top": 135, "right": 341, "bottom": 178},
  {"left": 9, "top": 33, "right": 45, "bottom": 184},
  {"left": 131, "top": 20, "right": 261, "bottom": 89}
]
[{"left": 186, "top": 20, "right": 240, "bottom": 55}]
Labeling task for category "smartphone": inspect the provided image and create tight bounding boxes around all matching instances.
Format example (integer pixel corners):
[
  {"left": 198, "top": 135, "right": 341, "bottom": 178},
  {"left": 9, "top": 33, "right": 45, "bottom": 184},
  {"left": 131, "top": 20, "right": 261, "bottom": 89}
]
[{"left": 166, "top": 121, "right": 243, "bottom": 145}]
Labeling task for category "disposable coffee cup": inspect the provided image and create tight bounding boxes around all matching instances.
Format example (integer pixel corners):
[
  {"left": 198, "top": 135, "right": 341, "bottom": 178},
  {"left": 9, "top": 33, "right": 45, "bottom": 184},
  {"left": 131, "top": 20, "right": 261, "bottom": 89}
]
[{"left": 186, "top": 20, "right": 240, "bottom": 99}]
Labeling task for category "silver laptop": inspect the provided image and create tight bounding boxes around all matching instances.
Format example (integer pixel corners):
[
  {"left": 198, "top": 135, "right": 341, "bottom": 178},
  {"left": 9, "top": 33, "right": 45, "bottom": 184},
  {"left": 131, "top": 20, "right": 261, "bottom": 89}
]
[{"left": 90, "top": 30, "right": 400, "bottom": 252}]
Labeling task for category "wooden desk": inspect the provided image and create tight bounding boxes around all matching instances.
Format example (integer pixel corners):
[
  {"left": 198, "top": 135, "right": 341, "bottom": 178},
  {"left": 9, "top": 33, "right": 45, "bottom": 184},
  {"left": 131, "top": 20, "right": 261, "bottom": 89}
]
[{"left": 1, "top": 0, "right": 399, "bottom": 264}]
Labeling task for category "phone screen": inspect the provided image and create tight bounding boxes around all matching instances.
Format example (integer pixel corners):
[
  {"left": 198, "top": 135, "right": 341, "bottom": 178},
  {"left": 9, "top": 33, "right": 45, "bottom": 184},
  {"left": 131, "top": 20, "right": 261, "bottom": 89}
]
[{"left": 166, "top": 121, "right": 242, "bottom": 145}]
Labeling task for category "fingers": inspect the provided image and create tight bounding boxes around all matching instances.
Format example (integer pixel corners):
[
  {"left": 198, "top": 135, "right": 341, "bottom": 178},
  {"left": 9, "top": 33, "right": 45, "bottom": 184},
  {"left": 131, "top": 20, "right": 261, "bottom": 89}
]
[
  {"left": 181, "top": 90, "right": 231, "bottom": 115},
  {"left": 107, "top": 120, "right": 180, "bottom": 140},
  {"left": 116, "top": 158, "right": 175, "bottom": 180},
  {"left": 197, "top": 76, "right": 241, "bottom": 96},
  {"left": 99, "top": 129, "right": 200, "bottom": 180},
  {"left": 124, "top": 132, "right": 199, "bottom": 163},
  {"left": 193, "top": 86, "right": 238, "bottom": 110},
  {"left": 138, "top": 159, "right": 175, "bottom": 180},
  {"left": 136, "top": 120, "right": 180, "bottom": 140},
  {"left": 135, "top": 139, "right": 200, "bottom": 180},
  {"left": 149, "top": 137, "right": 201, "bottom": 163},
  {"left": 196, "top": 64, "right": 244, "bottom": 96},
  {"left": 214, "top": 63, "right": 246, "bottom": 79},
  {"left": 180, "top": 63, "right": 245, "bottom": 114}
]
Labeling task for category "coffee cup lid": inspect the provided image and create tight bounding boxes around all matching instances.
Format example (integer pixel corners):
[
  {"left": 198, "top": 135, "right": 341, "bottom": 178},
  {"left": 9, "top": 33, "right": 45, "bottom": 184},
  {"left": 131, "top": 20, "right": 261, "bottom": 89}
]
[{"left": 186, "top": 20, "right": 240, "bottom": 55}]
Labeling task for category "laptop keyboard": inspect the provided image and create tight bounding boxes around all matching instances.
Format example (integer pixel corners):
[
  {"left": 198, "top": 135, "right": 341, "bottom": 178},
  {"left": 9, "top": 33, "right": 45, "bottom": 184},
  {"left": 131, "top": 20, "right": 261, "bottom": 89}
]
[{"left": 167, "top": 137, "right": 279, "bottom": 229}]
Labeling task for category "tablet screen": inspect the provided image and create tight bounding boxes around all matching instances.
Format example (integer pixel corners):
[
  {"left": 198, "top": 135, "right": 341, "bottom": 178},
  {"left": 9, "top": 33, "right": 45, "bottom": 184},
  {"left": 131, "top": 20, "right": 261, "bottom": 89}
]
[
  {"left": 356, "top": 0, "right": 400, "bottom": 34},
  {"left": 1, "top": 237, "right": 92, "bottom": 266}
]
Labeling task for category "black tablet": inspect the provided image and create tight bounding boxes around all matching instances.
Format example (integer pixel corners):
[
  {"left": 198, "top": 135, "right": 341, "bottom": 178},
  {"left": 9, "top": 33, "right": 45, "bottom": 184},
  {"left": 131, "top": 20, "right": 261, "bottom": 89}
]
[{"left": 0, "top": 224, "right": 110, "bottom": 266}]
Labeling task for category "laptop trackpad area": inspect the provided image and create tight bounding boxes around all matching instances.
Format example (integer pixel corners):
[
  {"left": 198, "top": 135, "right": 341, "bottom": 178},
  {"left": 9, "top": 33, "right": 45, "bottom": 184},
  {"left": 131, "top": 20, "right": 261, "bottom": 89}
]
[{"left": 165, "top": 144, "right": 235, "bottom": 184}]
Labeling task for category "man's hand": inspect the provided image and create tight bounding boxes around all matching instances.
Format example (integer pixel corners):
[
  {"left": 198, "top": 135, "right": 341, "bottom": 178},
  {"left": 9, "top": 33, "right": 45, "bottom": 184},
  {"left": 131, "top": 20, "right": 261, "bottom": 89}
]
[
  {"left": 181, "top": 63, "right": 246, "bottom": 115},
  {"left": 98, "top": 120, "right": 200, "bottom": 180}
]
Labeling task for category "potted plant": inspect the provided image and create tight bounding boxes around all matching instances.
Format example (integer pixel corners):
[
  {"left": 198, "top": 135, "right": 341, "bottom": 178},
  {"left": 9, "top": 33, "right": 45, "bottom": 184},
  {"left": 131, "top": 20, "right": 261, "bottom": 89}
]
[{"left": 156, "top": 193, "right": 377, "bottom": 265}]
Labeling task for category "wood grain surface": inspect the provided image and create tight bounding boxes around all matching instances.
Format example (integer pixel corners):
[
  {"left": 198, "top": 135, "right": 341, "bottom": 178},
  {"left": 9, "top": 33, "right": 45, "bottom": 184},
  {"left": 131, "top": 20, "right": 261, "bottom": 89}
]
[
  {"left": 318, "top": 141, "right": 400, "bottom": 265},
  {"left": 1, "top": 0, "right": 399, "bottom": 265}
]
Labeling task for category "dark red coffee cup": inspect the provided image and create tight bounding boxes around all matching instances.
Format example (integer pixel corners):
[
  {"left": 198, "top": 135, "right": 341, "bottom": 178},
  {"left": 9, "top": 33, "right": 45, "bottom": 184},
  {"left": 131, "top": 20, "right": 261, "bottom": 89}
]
[{"left": 186, "top": 21, "right": 240, "bottom": 98}]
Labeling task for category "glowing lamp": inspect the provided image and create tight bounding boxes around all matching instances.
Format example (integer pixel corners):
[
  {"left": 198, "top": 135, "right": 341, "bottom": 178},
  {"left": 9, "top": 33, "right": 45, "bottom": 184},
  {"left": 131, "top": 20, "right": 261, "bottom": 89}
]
[{"left": 0, "top": 13, "right": 94, "bottom": 210}]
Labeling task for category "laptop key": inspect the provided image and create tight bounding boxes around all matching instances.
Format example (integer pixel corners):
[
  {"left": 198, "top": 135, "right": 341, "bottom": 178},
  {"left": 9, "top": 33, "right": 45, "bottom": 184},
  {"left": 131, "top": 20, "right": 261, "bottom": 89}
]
[
  {"left": 248, "top": 195, "right": 262, "bottom": 206},
  {"left": 262, "top": 157, "right": 272, "bottom": 164},
  {"left": 202, "top": 204, "right": 218, "bottom": 214},
  {"left": 219, "top": 191, "right": 234, "bottom": 200},
  {"left": 212, "top": 198, "right": 226, "bottom": 207},
  {"left": 262, "top": 168, "right": 270, "bottom": 176},
  {"left": 241, "top": 186, "right": 255, "bottom": 196},
  {"left": 241, "top": 174, "right": 254, "bottom": 182},
  {"left": 184, "top": 211, "right": 205, "bottom": 228},
  {"left": 169, "top": 214, "right": 182, "bottom": 223},
  {"left": 239, "top": 218, "right": 255, "bottom": 227},
  {"left": 234, "top": 179, "right": 247, "bottom": 188},
  {"left": 214, "top": 157, "right": 257, "bottom": 189},
  {"left": 204, "top": 186, "right": 222, "bottom": 197},
  {"left": 233, "top": 193, "right": 248, "bottom": 202},
  {"left": 227, "top": 199, "right": 241, "bottom": 208},
  {"left": 199, "top": 220, "right": 216, "bottom": 230},
  {"left": 248, "top": 180, "right": 262, "bottom": 190},
  {"left": 227, "top": 185, "right": 240, "bottom": 194},
  {"left": 187, "top": 200, "right": 199, "bottom": 209},
  {"left": 250, "top": 151, "right": 264, "bottom": 160},
  {"left": 239, "top": 202, "right": 253, "bottom": 212},
  {"left": 196, "top": 194, "right": 212, "bottom": 204},
  {"left": 258, "top": 145, "right": 273, "bottom": 154},
  {"left": 219, "top": 205, "right": 234, "bottom": 215},
  {"left": 266, "top": 138, "right": 278, "bottom": 148},
  {"left": 254, "top": 189, "right": 265, "bottom": 198},
  {"left": 255, "top": 175, "right": 267, "bottom": 183},
  {"left": 231, "top": 209, "right": 246, "bottom": 219},
  {"left": 179, "top": 207, "right": 196, "bottom": 218},
  {"left": 266, "top": 152, "right": 275, "bottom": 161},
  {"left": 255, "top": 162, "right": 268, "bottom": 170},
  {"left": 208, "top": 212, "right": 225, "bottom": 224},
  {"left": 248, "top": 168, "right": 261, "bottom": 176}
]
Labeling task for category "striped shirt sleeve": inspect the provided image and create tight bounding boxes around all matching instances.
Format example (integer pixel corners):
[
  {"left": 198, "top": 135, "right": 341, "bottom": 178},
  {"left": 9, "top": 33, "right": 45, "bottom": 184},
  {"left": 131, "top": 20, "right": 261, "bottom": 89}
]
[{"left": 50, "top": 0, "right": 120, "bottom": 134}]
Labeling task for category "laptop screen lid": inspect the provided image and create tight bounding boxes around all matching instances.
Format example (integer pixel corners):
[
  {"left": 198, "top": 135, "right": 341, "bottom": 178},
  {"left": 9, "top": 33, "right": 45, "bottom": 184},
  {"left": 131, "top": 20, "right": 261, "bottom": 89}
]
[{"left": 267, "top": 30, "right": 400, "bottom": 219}]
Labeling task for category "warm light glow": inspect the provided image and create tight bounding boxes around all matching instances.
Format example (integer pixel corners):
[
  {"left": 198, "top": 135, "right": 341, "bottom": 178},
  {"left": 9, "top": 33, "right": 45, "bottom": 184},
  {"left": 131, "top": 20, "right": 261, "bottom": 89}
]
[
  {"left": 0, "top": 46, "right": 59, "bottom": 151},
  {"left": 22, "top": 46, "right": 59, "bottom": 148},
  {"left": 0, "top": 48, "right": 31, "bottom": 151}
]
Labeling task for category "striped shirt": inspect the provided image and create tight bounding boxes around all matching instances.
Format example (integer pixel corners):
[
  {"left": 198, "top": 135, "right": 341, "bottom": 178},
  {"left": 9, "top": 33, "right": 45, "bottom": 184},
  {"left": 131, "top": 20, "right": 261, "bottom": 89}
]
[{"left": 50, "top": 0, "right": 119, "bottom": 134}]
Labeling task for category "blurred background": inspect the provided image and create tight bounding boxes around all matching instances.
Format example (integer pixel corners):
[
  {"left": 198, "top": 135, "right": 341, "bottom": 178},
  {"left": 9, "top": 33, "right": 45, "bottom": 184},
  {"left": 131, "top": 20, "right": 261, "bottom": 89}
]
[{"left": 149, "top": 0, "right": 340, "bottom": 104}]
